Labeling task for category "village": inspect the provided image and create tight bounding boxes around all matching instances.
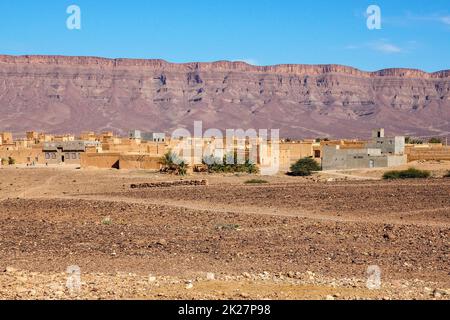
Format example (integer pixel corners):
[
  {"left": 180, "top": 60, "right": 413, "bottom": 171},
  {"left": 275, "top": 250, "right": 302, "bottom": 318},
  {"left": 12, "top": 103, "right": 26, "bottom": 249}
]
[
  {"left": 0, "top": 128, "right": 449, "bottom": 301},
  {"left": 1, "top": 129, "right": 449, "bottom": 174}
]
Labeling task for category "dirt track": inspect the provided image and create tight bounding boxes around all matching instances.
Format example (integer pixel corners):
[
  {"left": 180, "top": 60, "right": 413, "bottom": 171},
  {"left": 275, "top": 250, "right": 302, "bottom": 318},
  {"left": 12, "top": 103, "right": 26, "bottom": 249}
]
[{"left": 0, "top": 167, "right": 449, "bottom": 300}]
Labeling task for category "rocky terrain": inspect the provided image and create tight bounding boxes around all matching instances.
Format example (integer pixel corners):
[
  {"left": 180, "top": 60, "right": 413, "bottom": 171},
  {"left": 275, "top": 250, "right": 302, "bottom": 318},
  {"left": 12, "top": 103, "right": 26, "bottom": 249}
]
[
  {"left": 0, "top": 166, "right": 448, "bottom": 300},
  {"left": 0, "top": 55, "right": 449, "bottom": 139}
]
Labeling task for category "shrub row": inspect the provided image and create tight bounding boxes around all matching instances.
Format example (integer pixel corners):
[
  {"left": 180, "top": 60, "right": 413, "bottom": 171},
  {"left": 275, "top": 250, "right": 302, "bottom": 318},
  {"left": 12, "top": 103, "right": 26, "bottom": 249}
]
[{"left": 383, "top": 168, "right": 431, "bottom": 180}]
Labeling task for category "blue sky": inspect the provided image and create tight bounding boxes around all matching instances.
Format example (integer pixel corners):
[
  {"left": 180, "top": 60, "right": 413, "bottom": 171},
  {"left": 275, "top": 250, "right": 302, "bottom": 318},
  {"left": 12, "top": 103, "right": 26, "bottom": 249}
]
[{"left": 0, "top": 0, "right": 449, "bottom": 71}]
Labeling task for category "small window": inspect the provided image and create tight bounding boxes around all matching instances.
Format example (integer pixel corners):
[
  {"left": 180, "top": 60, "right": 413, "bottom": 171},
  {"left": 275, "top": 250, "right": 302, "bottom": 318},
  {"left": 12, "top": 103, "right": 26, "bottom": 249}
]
[
  {"left": 51, "top": 153, "right": 56, "bottom": 159},
  {"left": 72, "top": 153, "right": 77, "bottom": 159},
  {"left": 45, "top": 153, "right": 50, "bottom": 159}
]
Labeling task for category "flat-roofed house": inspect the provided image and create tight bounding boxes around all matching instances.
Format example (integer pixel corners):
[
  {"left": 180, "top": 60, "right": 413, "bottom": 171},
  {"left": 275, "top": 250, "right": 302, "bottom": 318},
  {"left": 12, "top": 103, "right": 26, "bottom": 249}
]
[
  {"left": 43, "top": 141, "right": 101, "bottom": 165},
  {"left": 322, "top": 129, "right": 406, "bottom": 170},
  {"left": 141, "top": 132, "right": 166, "bottom": 143}
]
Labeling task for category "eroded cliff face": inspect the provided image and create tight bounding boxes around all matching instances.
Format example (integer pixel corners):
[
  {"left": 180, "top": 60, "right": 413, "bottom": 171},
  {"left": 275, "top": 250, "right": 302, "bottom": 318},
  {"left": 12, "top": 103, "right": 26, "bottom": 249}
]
[{"left": 0, "top": 55, "right": 449, "bottom": 138}]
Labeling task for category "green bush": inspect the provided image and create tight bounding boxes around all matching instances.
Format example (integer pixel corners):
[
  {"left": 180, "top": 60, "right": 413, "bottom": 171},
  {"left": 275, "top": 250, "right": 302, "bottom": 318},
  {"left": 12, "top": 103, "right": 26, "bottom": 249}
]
[
  {"left": 102, "top": 217, "right": 112, "bottom": 225},
  {"left": 177, "top": 161, "right": 188, "bottom": 176},
  {"left": 1, "top": 158, "right": 8, "bottom": 166},
  {"left": 203, "top": 152, "right": 259, "bottom": 174},
  {"left": 8, "top": 157, "right": 15, "bottom": 165},
  {"left": 245, "top": 179, "right": 268, "bottom": 184},
  {"left": 288, "top": 157, "right": 321, "bottom": 176},
  {"left": 383, "top": 168, "right": 431, "bottom": 180},
  {"left": 428, "top": 137, "right": 442, "bottom": 144}
]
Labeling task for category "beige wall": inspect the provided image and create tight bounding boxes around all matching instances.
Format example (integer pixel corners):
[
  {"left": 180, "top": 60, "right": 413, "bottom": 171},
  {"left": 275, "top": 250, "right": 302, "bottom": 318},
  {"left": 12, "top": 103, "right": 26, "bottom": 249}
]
[
  {"left": 278, "top": 142, "right": 314, "bottom": 170},
  {"left": 119, "top": 155, "right": 161, "bottom": 170},
  {"left": 406, "top": 145, "right": 450, "bottom": 161},
  {"left": 102, "top": 141, "right": 166, "bottom": 155},
  {"left": 81, "top": 153, "right": 120, "bottom": 169},
  {"left": 0, "top": 148, "right": 45, "bottom": 164},
  {"left": 80, "top": 153, "right": 161, "bottom": 170}
]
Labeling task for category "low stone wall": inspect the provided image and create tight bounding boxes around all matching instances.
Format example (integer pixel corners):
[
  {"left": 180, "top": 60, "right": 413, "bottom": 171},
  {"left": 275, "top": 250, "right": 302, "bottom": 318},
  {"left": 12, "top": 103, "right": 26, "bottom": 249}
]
[
  {"left": 130, "top": 180, "right": 208, "bottom": 189},
  {"left": 406, "top": 147, "right": 450, "bottom": 162}
]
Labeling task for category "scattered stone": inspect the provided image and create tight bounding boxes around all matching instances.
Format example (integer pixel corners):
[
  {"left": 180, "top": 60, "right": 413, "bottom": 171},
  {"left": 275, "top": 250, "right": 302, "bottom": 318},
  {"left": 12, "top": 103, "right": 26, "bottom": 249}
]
[
  {"left": 185, "top": 281, "right": 194, "bottom": 290},
  {"left": 131, "top": 180, "right": 208, "bottom": 189},
  {"left": 433, "top": 289, "right": 447, "bottom": 298},
  {"left": 54, "top": 290, "right": 65, "bottom": 297},
  {"left": 287, "top": 271, "right": 295, "bottom": 278},
  {"left": 16, "top": 287, "right": 28, "bottom": 294},
  {"left": 306, "top": 271, "right": 315, "bottom": 280},
  {"left": 383, "top": 233, "right": 394, "bottom": 241},
  {"left": 157, "top": 239, "right": 168, "bottom": 246},
  {"left": 5, "top": 266, "right": 17, "bottom": 274}
]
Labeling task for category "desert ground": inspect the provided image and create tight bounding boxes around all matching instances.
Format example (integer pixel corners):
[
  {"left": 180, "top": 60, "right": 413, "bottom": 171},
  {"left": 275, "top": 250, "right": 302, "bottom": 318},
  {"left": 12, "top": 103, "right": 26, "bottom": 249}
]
[{"left": 0, "top": 161, "right": 449, "bottom": 300}]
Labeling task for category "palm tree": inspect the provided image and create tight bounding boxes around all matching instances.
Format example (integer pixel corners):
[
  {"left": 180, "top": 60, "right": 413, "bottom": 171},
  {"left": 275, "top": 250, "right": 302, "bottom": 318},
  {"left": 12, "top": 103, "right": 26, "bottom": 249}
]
[
  {"left": 177, "top": 161, "right": 188, "bottom": 176},
  {"left": 161, "top": 151, "right": 175, "bottom": 168},
  {"left": 161, "top": 151, "right": 188, "bottom": 176}
]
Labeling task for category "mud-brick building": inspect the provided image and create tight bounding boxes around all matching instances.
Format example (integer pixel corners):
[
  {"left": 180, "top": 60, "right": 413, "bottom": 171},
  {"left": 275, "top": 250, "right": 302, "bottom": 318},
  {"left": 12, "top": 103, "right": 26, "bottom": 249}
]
[
  {"left": 80, "top": 153, "right": 162, "bottom": 170},
  {"left": 0, "top": 132, "right": 13, "bottom": 145},
  {"left": 405, "top": 144, "right": 450, "bottom": 161},
  {"left": 43, "top": 141, "right": 101, "bottom": 165},
  {"left": 0, "top": 146, "right": 44, "bottom": 165},
  {"left": 0, "top": 132, "right": 45, "bottom": 165},
  {"left": 280, "top": 141, "right": 315, "bottom": 170}
]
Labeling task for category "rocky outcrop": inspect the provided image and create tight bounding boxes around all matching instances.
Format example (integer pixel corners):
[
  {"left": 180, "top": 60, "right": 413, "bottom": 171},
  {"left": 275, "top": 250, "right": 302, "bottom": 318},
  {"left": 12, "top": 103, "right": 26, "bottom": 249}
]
[{"left": 0, "top": 54, "right": 449, "bottom": 138}]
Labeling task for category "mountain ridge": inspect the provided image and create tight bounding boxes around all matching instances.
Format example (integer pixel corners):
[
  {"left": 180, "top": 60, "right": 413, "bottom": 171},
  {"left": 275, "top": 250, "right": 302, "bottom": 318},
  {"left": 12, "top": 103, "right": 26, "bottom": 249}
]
[
  {"left": 1, "top": 54, "right": 449, "bottom": 78},
  {"left": 0, "top": 54, "right": 449, "bottom": 139}
]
